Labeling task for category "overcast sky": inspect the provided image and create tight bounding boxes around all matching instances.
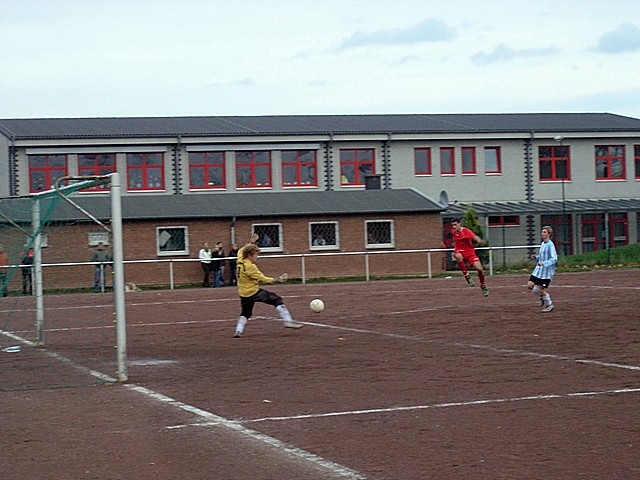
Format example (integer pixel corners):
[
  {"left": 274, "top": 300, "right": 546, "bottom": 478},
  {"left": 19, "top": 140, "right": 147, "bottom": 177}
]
[{"left": 2, "top": 0, "right": 639, "bottom": 119}]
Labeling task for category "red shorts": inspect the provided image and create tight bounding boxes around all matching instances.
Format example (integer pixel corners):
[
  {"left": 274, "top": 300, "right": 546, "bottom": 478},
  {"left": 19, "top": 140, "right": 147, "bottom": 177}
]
[{"left": 455, "top": 249, "right": 480, "bottom": 265}]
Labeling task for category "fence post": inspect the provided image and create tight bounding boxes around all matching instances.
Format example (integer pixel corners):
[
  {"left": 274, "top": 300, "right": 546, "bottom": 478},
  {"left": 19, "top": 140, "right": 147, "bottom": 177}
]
[
  {"left": 365, "top": 252, "right": 370, "bottom": 281},
  {"left": 301, "top": 254, "right": 306, "bottom": 284}
]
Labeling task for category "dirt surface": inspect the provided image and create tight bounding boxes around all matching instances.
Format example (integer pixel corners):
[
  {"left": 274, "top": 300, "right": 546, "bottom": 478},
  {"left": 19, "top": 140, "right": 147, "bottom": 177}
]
[{"left": 2, "top": 269, "right": 640, "bottom": 479}]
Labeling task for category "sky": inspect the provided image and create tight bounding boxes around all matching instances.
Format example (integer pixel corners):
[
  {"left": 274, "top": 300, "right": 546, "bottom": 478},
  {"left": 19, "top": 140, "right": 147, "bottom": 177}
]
[{"left": 1, "top": 0, "right": 640, "bottom": 119}]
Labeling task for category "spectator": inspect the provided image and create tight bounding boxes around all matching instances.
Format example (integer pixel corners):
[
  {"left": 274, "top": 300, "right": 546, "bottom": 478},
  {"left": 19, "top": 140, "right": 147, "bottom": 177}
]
[
  {"left": 228, "top": 243, "right": 239, "bottom": 286},
  {"left": 91, "top": 243, "right": 111, "bottom": 293},
  {"left": 211, "top": 241, "right": 225, "bottom": 287},
  {"left": 0, "top": 246, "right": 9, "bottom": 297},
  {"left": 198, "top": 242, "right": 213, "bottom": 287},
  {"left": 21, "top": 248, "right": 34, "bottom": 295}
]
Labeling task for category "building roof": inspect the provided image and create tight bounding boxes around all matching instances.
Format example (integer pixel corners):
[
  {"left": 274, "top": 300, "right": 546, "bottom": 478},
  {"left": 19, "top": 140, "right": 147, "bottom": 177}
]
[
  {"left": 1, "top": 113, "right": 640, "bottom": 140},
  {"left": 0, "top": 189, "right": 444, "bottom": 222},
  {"left": 443, "top": 198, "right": 640, "bottom": 217}
]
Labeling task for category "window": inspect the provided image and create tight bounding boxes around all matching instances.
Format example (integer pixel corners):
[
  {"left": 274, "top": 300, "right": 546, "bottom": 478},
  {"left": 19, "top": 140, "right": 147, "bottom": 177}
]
[
  {"left": 484, "top": 147, "right": 501, "bottom": 174},
  {"left": 189, "top": 151, "right": 225, "bottom": 189},
  {"left": 127, "top": 153, "right": 164, "bottom": 191},
  {"left": 609, "top": 213, "right": 628, "bottom": 248},
  {"left": 488, "top": 215, "right": 520, "bottom": 226},
  {"left": 78, "top": 154, "right": 116, "bottom": 191},
  {"left": 595, "top": 145, "right": 625, "bottom": 180},
  {"left": 157, "top": 226, "right": 188, "bottom": 256},
  {"left": 365, "top": 220, "right": 394, "bottom": 248},
  {"left": 252, "top": 223, "right": 282, "bottom": 251},
  {"left": 28, "top": 154, "right": 68, "bottom": 193},
  {"left": 541, "top": 214, "right": 573, "bottom": 256},
  {"left": 440, "top": 147, "right": 455, "bottom": 175},
  {"left": 539, "top": 146, "right": 570, "bottom": 181},
  {"left": 414, "top": 148, "right": 432, "bottom": 175},
  {"left": 340, "top": 148, "right": 374, "bottom": 185},
  {"left": 282, "top": 150, "right": 317, "bottom": 187},
  {"left": 461, "top": 147, "right": 476, "bottom": 174},
  {"left": 309, "top": 222, "right": 338, "bottom": 249},
  {"left": 236, "top": 151, "right": 271, "bottom": 188},
  {"left": 581, "top": 214, "right": 606, "bottom": 253},
  {"left": 635, "top": 145, "right": 640, "bottom": 179}
]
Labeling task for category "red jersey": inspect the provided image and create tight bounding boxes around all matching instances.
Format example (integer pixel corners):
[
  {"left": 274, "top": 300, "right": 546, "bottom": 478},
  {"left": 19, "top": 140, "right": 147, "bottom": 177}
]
[{"left": 452, "top": 227, "right": 476, "bottom": 253}]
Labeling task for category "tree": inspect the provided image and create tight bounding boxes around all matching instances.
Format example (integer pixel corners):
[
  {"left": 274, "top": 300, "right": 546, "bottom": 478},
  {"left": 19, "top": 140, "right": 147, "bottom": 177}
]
[{"left": 463, "top": 204, "right": 489, "bottom": 265}]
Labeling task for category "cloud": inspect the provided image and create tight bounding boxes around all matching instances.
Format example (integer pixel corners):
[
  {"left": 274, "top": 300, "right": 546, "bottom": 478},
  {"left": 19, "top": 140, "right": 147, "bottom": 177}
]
[
  {"left": 594, "top": 22, "right": 640, "bottom": 54},
  {"left": 337, "top": 18, "right": 456, "bottom": 50},
  {"left": 470, "top": 43, "right": 559, "bottom": 66}
]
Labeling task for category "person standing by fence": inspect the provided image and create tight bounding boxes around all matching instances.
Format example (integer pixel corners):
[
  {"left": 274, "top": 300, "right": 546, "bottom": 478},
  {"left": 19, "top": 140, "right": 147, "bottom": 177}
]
[
  {"left": 198, "top": 242, "right": 213, "bottom": 287},
  {"left": 91, "top": 243, "right": 111, "bottom": 293},
  {"left": 527, "top": 225, "right": 558, "bottom": 313},
  {"left": 0, "top": 246, "right": 9, "bottom": 297},
  {"left": 21, "top": 248, "right": 34, "bottom": 295}
]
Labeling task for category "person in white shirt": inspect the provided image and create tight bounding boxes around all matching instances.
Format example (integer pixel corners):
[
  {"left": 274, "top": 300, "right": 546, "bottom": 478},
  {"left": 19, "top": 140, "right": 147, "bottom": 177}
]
[{"left": 198, "top": 242, "right": 213, "bottom": 287}]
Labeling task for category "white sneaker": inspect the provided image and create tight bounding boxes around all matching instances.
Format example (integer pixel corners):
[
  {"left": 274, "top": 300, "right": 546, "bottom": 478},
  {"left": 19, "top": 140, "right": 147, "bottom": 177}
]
[
  {"left": 284, "top": 322, "right": 303, "bottom": 329},
  {"left": 541, "top": 304, "right": 554, "bottom": 313}
]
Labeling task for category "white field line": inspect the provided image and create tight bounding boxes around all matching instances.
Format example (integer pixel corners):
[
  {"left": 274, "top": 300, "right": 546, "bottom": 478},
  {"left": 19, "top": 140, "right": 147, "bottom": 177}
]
[
  {"left": 125, "top": 385, "right": 367, "bottom": 480},
  {"left": 239, "top": 387, "right": 640, "bottom": 425},
  {"left": 0, "top": 329, "right": 118, "bottom": 384}
]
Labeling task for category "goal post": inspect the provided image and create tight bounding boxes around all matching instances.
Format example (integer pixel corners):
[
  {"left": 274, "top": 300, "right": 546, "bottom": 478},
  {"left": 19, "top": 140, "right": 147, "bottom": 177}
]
[{"left": 0, "top": 172, "right": 128, "bottom": 388}]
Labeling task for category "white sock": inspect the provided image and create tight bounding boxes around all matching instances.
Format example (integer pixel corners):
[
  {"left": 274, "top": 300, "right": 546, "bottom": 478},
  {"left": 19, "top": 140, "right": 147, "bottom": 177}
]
[
  {"left": 542, "top": 294, "right": 552, "bottom": 307},
  {"left": 276, "top": 304, "right": 293, "bottom": 323},
  {"left": 235, "top": 316, "right": 247, "bottom": 334}
]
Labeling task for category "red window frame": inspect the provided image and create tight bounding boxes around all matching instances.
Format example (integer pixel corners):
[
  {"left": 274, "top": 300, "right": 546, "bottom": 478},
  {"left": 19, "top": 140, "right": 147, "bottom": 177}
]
[
  {"left": 414, "top": 147, "right": 432, "bottom": 175},
  {"left": 440, "top": 147, "right": 455, "bottom": 175},
  {"left": 78, "top": 154, "right": 116, "bottom": 192},
  {"left": 595, "top": 145, "right": 625, "bottom": 180},
  {"left": 340, "top": 148, "right": 374, "bottom": 185},
  {"left": 539, "top": 145, "right": 570, "bottom": 181},
  {"left": 461, "top": 147, "right": 476, "bottom": 174},
  {"left": 484, "top": 146, "right": 501, "bottom": 174},
  {"left": 541, "top": 214, "right": 573, "bottom": 256},
  {"left": 236, "top": 151, "right": 272, "bottom": 188},
  {"left": 28, "top": 154, "right": 68, "bottom": 193},
  {"left": 488, "top": 215, "right": 520, "bottom": 226},
  {"left": 126, "top": 152, "right": 165, "bottom": 191},
  {"left": 282, "top": 150, "right": 317, "bottom": 187},
  {"left": 188, "top": 151, "right": 226, "bottom": 190},
  {"left": 634, "top": 145, "right": 640, "bottom": 179}
]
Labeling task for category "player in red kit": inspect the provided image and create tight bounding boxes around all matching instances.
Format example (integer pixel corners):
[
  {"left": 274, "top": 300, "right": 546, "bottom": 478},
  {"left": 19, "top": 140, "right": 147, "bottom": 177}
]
[{"left": 451, "top": 218, "right": 489, "bottom": 297}]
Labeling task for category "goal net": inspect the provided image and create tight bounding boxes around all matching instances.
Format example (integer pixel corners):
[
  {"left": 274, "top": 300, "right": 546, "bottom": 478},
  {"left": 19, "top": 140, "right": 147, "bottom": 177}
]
[{"left": 0, "top": 173, "right": 127, "bottom": 391}]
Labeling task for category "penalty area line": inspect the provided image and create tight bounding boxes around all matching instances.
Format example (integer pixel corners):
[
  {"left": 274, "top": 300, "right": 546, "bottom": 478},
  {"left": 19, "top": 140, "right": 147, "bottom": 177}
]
[
  {"left": 126, "top": 384, "right": 367, "bottom": 480},
  {"left": 242, "top": 386, "right": 640, "bottom": 424}
]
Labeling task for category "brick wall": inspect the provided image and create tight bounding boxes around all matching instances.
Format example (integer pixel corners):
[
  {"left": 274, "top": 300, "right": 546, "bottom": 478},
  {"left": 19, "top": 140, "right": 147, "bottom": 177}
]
[{"left": 5, "top": 212, "right": 444, "bottom": 292}]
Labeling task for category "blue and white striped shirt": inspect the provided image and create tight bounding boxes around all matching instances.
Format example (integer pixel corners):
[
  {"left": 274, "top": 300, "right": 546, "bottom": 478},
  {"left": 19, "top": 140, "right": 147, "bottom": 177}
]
[
  {"left": 532, "top": 240, "right": 557, "bottom": 280},
  {"left": 531, "top": 240, "right": 558, "bottom": 279}
]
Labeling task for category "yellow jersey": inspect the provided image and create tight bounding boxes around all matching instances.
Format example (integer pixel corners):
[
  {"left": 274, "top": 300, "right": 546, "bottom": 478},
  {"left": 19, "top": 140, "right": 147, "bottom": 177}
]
[{"left": 236, "top": 252, "right": 274, "bottom": 297}]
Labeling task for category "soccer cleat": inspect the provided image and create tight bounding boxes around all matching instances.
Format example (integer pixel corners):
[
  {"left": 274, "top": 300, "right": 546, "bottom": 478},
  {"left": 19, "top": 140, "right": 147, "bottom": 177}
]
[
  {"left": 233, "top": 331, "right": 242, "bottom": 338},
  {"left": 541, "top": 304, "right": 554, "bottom": 313},
  {"left": 481, "top": 286, "right": 489, "bottom": 297},
  {"left": 283, "top": 322, "right": 303, "bottom": 329},
  {"left": 464, "top": 275, "right": 475, "bottom": 287}
]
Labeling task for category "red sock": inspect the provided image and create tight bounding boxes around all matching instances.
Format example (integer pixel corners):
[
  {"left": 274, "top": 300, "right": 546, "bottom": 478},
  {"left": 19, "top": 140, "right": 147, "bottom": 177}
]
[
  {"left": 457, "top": 262, "right": 468, "bottom": 276},
  {"left": 478, "top": 271, "right": 486, "bottom": 286}
]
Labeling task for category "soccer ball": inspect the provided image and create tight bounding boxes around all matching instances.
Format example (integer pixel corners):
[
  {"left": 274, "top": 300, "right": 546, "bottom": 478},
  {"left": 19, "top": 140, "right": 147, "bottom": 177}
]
[{"left": 309, "top": 299, "right": 325, "bottom": 313}]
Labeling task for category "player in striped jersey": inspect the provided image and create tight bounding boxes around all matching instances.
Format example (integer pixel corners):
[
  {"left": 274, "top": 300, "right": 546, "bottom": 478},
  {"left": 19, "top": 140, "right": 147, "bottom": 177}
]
[{"left": 527, "top": 226, "right": 558, "bottom": 312}]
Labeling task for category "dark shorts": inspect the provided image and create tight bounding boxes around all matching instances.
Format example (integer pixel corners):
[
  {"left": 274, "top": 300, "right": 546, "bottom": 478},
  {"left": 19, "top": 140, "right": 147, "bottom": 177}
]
[
  {"left": 529, "top": 275, "right": 551, "bottom": 289},
  {"left": 240, "top": 288, "right": 283, "bottom": 319}
]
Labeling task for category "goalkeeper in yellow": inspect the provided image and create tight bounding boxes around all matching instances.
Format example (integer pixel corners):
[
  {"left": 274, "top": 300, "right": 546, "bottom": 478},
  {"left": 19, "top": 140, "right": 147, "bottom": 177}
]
[{"left": 233, "top": 235, "right": 303, "bottom": 337}]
